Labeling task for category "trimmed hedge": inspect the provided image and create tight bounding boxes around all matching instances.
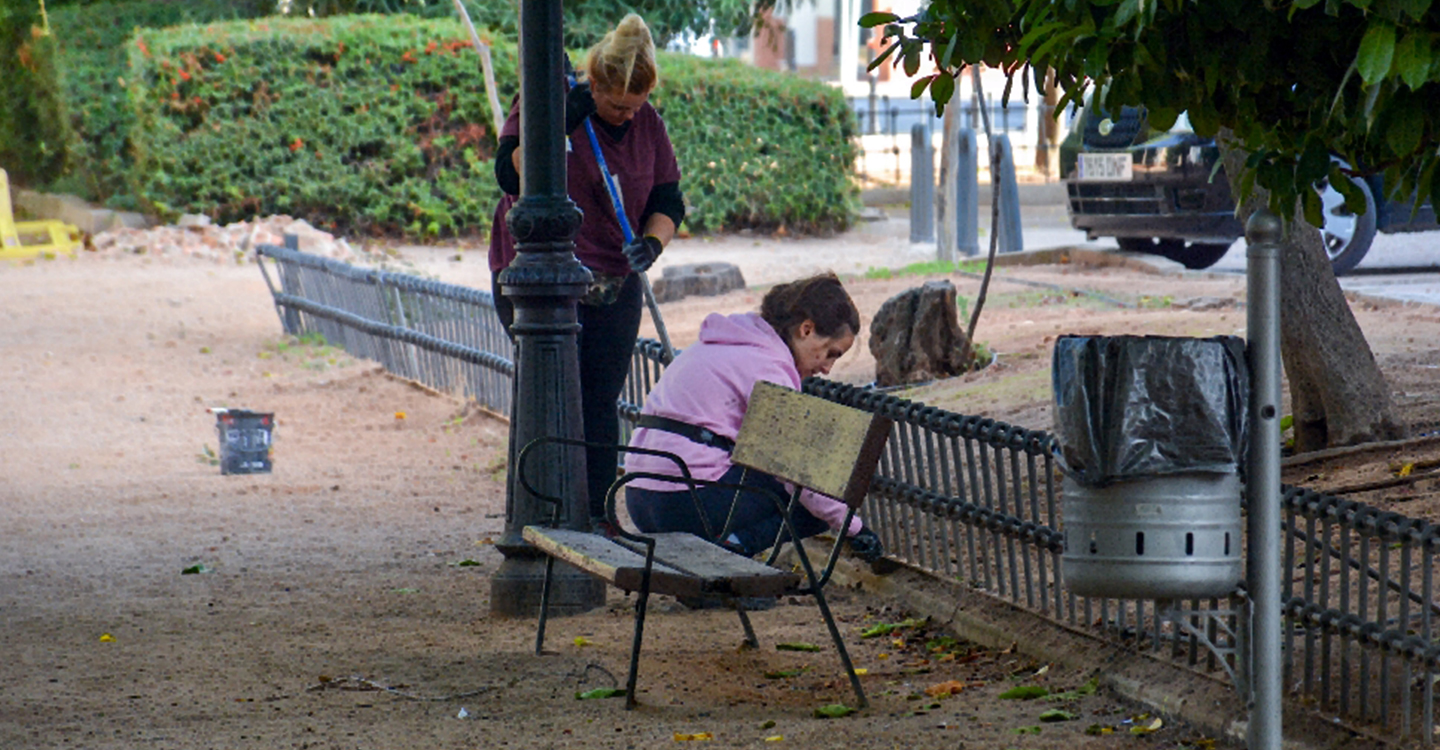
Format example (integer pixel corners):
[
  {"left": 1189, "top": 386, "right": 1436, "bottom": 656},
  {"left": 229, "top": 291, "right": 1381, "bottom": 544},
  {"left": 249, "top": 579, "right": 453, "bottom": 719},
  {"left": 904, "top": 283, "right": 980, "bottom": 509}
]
[
  {"left": 127, "top": 15, "right": 858, "bottom": 237},
  {"left": 654, "top": 55, "right": 859, "bottom": 234},
  {"left": 129, "top": 15, "right": 512, "bottom": 237},
  {"left": 0, "top": 1, "right": 273, "bottom": 202}
]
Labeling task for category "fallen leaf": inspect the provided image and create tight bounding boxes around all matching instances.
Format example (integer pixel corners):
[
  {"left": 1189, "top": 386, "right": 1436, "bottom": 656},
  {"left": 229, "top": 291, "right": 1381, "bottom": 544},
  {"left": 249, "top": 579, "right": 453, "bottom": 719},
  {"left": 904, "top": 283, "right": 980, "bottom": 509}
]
[
  {"left": 760, "top": 720, "right": 776, "bottom": 730},
  {"left": 673, "top": 731, "right": 713, "bottom": 741},
  {"left": 859, "top": 617, "right": 928, "bottom": 638},
  {"left": 764, "top": 735, "right": 783, "bottom": 742},
  {"left": 813, "top": 703, "right": 856, "bottom": 719},
  {"left": 1039, "top": 709, "right": 1078, "bottom": 722},
  {"left": 764, "top": 668, "right": 806, "bottom": 679},
  {"left": 181, "top": 564, "right": 210, "bottom": 575},
  {"left": 394, "top": 411, "right": 407, "bottom": 420},
  {"left": 451, "top": 559, "right": 481, "bottom": 567},
  {"left": 1130, "top": 717, "right": 1164, "bottom": 734},
  {"left": 99, "top": 633, "right": 115, "bottom": 642},
  {"left": 1085, "top": 724, "right": 1115, "bottom": 735},
  {"left": 1399, "top": 462, "right": 1415, "bottom": 477},
  {"left": 999, "top": 685, "right": 1050, "bottom": 700},
  {"left": 853, "top": 668, "right": 868, "bottom": 675},
  {"left": 573, "top": 636, "right": 593, "bottom": 647},
  {"left": 1013, "top": 725, "right": 1042, "bottom": 735},
  {"left": 576, "top": 687, "right": 625, "bottom": 700},
  {"left": 776, "top": 642, "right": 821, "bottom": 652},
  {"left": 924, "top": 680, "right": 969, "bottom": 697}
]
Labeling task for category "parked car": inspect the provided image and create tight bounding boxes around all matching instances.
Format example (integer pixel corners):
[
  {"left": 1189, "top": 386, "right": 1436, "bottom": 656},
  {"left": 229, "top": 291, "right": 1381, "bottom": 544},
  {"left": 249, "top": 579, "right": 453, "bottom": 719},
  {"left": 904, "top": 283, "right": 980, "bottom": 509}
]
[{"left": 1059, "top": 105, "right": 1439, "bottom": 274}]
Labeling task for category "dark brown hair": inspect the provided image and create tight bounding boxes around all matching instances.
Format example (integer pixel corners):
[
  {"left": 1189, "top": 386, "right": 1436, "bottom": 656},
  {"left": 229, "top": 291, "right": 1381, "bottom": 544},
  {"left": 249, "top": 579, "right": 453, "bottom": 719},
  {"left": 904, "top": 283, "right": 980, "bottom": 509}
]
[
  {"left": 759, "top": 272, "right": 860, "bottom": 344},
  {"left": 584, "top": 14, "right": 658, "bottom": 96}
]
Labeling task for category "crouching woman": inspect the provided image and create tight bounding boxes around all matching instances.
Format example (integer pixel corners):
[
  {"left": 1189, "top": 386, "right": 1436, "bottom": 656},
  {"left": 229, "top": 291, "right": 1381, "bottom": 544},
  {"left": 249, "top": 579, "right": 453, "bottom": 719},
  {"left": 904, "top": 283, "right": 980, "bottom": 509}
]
[{"left": 623, "top": 272, "right": 885, "bottom": 563}]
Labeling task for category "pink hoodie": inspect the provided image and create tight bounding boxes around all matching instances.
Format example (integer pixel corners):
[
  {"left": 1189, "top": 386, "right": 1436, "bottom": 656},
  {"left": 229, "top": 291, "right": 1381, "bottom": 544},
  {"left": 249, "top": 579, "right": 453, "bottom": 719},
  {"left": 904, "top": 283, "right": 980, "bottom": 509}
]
[{"left": 625, "top": 312, "right": 863, "bottom": 537}]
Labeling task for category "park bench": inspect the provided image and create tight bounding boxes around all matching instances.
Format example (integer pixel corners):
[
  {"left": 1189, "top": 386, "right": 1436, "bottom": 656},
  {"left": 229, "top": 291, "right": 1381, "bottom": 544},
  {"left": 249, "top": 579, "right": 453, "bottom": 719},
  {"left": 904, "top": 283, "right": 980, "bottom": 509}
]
[
  {"left": 518, "top": 380, "right": 893, "bottom": 710},
  {"left": 0, "top": 168, "right": 81, "bottom": 260}
]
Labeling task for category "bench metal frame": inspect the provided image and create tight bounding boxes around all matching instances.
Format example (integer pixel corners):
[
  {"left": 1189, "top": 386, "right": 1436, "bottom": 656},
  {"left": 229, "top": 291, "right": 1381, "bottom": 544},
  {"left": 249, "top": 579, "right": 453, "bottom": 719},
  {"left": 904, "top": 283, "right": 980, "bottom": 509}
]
[{"left": 517, "top": 382, "right": 892, "bottom": 710}]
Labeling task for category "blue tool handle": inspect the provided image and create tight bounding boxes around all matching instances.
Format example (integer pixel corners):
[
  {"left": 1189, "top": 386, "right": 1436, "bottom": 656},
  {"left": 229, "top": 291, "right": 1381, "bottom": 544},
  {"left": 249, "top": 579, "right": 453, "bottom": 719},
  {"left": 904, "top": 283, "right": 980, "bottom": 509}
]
[{"left": 583, "top": 119, "right": 636, "bottom": 244}]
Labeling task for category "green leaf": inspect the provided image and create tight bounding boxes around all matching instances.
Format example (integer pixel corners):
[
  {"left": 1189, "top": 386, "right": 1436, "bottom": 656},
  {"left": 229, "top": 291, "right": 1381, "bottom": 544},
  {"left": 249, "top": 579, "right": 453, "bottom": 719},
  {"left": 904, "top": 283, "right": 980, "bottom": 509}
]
[
  {"left": 859, "top": 617, "right": 928, "bottom": 638},
  {"left": 999, "top": 685, "right": 1051, "bottom": 700},
  {"left": 814, "top": 703, "right": 857, "bottom": 718},
  {"left": 451, "top": 559, "right": 481, "bottom": 567},
  {"left": 903, "top": 46, "right": 921, "bottom": 77},
  {"left": 1113, "top": 0, "right": 1141, "bottom": 27},
  {"left": 181, "top": 564, "right": 210, "bottom": 575},
  {"left": 859, "top": 11, "right": 900, "bottom": 27},
  {"left": 1040, "top": 709, "right": 1079, "bottom": 722},
  {"left": 764, "top": 668, "right": 807, "bottom": 679},
  {"left": 869, "top": 41, "right": 900, "bottom": 71},
  {"left": 911, "top": 74, "right": 934, "bottom": 100},
  {"left": 1386, "top": 96, "right": 1425, "bottom": 157},
  {"left": 1013, "top": 725, "right": 1043, "bottom": 734},
  {"left": 576, "top": 687, "right": 626, "bottom": 700},
  {"left": 931, "top": 72, "right": 956, "bottom": 107},
  {"left": 1393, "top": 32, "right": 1432, "bottom": 89},
  {"left": 777, "top": 642, "right": 822, "bottom": 652},
  {"left": 1356, "top": 22, "right": 1397, "bottom": 85}
]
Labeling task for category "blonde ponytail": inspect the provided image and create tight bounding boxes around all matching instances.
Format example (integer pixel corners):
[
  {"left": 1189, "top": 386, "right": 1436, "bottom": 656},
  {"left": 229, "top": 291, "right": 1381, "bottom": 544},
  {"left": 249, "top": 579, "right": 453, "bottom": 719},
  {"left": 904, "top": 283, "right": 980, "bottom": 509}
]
[{"left": 584, "top": 14, "right": 658, "bottom": 96}]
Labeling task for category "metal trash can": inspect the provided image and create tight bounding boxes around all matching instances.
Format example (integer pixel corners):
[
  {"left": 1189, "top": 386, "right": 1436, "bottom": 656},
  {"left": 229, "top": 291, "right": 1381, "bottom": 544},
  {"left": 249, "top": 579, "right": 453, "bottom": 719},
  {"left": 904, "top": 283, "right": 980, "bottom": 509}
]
[
  {"left": 1052, "top": 336, "right": 1248, "bottom": 600},
  {"left": 214, "top": 408, "right": 274, "bottom": 475}
]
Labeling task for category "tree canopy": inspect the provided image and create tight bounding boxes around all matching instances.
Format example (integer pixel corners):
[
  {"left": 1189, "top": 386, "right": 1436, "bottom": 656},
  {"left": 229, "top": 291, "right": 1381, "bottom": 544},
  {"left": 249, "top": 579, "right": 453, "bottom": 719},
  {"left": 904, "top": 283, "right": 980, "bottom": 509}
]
[{"left": 863, "top": 0, "right": 1440, "bottom": 226}]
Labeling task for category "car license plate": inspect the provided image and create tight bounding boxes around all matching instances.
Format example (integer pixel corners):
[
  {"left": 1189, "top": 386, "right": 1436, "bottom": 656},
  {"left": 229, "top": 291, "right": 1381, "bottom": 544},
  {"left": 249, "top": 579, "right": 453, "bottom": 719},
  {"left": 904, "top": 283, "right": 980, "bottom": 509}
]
[{"left": 1078, "top": 153, "right": 1133, "bottom": 181}]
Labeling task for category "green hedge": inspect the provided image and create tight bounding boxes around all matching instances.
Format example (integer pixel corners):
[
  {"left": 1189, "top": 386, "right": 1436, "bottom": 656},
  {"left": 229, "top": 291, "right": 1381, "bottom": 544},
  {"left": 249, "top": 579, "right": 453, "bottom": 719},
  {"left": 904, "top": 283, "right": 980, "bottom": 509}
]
[
  {"left": 129, "top": 15, "right": 513, "bottom": 236},
  {"left": 127, "top": 15, "right": 858, "bottom": 237},
  {"left": 0, "top": 1, "right": 273, "bottom": 202},
  {"left": 654, "top": 55, "right": 859, "bottom": 234}
]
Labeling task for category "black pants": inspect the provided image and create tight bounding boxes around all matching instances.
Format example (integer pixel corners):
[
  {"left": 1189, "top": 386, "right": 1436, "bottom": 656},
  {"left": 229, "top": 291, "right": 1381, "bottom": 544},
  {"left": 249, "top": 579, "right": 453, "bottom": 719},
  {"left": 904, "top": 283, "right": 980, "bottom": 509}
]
[
  {"left": 493, "top": 272, "right": 643, "bottom": 519},
  {"left": 625, "top": 464, "right": 831, "bottom": 557}
]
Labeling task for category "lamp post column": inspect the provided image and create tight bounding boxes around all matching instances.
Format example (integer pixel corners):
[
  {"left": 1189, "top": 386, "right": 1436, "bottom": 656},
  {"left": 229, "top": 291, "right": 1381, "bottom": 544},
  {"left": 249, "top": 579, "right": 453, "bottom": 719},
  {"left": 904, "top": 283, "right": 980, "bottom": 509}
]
[{"left": 488, "top": 0, "right": 606, "bottom": 617}]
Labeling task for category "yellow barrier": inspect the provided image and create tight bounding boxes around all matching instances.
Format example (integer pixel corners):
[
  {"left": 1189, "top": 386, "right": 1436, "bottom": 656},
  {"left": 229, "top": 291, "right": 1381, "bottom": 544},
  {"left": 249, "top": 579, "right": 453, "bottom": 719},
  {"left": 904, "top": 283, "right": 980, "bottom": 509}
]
[{"left": 1, "top": 168, "right": 83, "bottom": 259}]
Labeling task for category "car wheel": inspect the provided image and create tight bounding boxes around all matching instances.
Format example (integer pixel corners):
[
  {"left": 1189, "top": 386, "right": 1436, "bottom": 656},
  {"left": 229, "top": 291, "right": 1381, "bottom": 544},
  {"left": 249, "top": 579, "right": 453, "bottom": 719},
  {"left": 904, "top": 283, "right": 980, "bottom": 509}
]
[
  {"left": 1115, "top": 238, "right": 1230, "bottom": 269},
  {"left": 1316, "top": 167, "right": 1377, "bottom": 275},
  {"left": 1166, "top": 242, "right": 1232, "bottom": 270},
  {"left": 1116, "top": 237, "right": 1182, "bottom": 256}
]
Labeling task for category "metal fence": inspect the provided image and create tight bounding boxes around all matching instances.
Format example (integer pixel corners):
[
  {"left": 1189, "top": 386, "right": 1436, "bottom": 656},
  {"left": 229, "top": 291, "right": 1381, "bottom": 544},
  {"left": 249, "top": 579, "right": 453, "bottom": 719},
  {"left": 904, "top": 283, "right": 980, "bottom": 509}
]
[
  {"left": 257, "top": 247, "right": 1439, "bottom": 745},
  {"left": 255, "top": 242, "right": 514, "bottom": 415}
]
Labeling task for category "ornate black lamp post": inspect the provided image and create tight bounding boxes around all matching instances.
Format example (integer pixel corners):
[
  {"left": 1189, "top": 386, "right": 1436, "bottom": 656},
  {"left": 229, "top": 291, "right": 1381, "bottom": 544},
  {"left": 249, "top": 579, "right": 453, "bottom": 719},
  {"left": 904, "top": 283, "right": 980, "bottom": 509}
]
[{"left": 489, "top": 0, "right": 607, "bottom": 617}]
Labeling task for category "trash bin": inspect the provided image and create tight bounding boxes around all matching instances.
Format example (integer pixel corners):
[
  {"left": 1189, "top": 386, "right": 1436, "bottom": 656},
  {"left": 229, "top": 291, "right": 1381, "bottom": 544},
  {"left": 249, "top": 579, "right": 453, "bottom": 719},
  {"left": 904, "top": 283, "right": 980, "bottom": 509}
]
[
  {"left": 215, "top": 409, "right": 274, "bottom": 475},
  {"left": 1052, "top": 335, "right": 1248, "bottom": 600}
]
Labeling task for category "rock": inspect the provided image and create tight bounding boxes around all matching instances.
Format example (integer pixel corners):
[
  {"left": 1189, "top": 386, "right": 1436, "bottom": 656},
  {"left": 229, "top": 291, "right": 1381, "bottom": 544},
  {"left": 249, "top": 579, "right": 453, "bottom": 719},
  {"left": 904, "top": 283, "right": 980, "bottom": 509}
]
[
  {"left": 177, "top": 213, "right": 212, "bottom": 229},
  {"left": 89, "top": 215, "right": 356, "bottom": 264},
  {"left": 869, "top": 280, "right": 973, "bottom": 387},
  {"left": 651, "top": 262, "right": 746, "bottom": 303}
]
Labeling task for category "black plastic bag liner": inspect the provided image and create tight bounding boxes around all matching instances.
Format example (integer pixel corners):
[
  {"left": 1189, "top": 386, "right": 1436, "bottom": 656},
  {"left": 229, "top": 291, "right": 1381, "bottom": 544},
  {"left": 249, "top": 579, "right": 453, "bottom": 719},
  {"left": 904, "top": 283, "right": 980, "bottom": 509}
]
[{"left": 1052, "top": 335, "right": 1249, "bottom": 487}]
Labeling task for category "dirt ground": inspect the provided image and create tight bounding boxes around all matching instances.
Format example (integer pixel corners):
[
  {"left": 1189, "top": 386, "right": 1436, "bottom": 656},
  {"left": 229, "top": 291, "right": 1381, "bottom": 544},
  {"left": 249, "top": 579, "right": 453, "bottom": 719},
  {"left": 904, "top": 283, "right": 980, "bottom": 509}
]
[{"left": 4, "top": 223, "right": 1439, "bottom": 749}]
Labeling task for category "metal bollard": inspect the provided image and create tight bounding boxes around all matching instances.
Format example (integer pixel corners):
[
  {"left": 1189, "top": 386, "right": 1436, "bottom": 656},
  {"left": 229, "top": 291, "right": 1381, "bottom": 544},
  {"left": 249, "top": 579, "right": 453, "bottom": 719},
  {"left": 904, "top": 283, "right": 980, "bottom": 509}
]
[
  {"left": 1245, "top": 211, "right": 1283, "bottom": 750},
  {"left": 909, "top": 124, "right": 934, "bottom": 243},
  {"left": 993, "top": 134, "right": 1024, "bottom": 254},
  {"left": 956, "top": 127, "right": 979, "bottom": 257}
]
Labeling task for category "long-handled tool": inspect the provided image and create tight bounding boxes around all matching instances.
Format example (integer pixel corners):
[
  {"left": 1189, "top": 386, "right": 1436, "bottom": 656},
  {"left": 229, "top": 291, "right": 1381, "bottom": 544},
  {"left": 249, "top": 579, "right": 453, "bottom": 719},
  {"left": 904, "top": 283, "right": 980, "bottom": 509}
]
[{"left": 579, "top": 117, "right": 676, "bottom": 363}]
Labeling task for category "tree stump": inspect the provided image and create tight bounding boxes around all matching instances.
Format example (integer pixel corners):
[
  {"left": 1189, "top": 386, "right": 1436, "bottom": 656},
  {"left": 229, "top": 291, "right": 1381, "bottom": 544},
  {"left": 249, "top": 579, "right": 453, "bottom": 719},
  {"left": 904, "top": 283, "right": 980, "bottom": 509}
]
[
  {"left": 868, "top": 280, "right": 972, "bottom": 387},
  {"left": 650, "top": 262, "right": 746, "bottom": 303}
]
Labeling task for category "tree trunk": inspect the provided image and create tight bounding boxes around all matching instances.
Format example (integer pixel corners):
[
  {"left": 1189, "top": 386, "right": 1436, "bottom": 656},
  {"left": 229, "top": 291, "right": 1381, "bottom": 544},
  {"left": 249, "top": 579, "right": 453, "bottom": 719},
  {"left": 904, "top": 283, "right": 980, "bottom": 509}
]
[{"left": 1218, "top": 137, "right": 1404, "bottom": 452}]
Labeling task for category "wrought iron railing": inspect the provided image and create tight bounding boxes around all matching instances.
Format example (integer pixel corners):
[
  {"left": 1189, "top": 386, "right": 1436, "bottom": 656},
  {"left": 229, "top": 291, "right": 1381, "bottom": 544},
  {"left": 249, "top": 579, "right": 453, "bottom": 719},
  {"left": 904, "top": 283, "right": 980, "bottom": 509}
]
[
  {"left": 256, "top": 242, "right": 514, "bottom": 415},
  {"left": 257, "top": 247, "right": 1439, "bottom": 745}
]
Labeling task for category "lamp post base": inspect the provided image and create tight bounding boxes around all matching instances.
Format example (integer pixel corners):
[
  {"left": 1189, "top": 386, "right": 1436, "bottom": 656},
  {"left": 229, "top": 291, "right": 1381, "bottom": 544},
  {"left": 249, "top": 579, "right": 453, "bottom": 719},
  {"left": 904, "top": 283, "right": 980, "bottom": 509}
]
[{"left": 489, "top": 553, "right": 606, "bottom": 618}]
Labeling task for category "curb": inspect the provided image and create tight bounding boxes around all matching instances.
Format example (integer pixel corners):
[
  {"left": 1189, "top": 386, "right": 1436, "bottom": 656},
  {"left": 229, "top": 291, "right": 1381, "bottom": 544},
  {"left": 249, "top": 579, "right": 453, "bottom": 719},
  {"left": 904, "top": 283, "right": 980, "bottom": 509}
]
[{"left": 818, "top": 552, "right": 1390, "bottom": 750}]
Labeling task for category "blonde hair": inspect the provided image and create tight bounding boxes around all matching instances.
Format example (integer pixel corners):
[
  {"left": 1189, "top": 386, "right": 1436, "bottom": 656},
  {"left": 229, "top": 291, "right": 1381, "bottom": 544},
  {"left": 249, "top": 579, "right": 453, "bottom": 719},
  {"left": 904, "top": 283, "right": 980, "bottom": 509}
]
[{"left": 584, "top": 14, "right": 658, "bottom": 96}]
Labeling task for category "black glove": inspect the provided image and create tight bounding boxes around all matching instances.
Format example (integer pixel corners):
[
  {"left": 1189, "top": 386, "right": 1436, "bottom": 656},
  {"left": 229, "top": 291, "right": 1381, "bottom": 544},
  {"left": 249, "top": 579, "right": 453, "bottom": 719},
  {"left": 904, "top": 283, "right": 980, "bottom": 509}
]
[
  {"left": 565, "top": 82, "right": 596, "bottom": 134},
  {"left": 847, "top": 527, "right": 885, "bottom": 563},
  {"left": 622, "top": 234, "right": 663, "bottom": 273}
]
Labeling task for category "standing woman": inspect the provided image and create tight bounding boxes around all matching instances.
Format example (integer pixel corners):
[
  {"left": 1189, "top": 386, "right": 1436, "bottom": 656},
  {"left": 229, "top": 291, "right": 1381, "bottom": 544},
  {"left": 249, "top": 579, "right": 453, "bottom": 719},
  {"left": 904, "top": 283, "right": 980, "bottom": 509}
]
[{"left": 489, "top": 14, "right": 685, "bottom": 528}]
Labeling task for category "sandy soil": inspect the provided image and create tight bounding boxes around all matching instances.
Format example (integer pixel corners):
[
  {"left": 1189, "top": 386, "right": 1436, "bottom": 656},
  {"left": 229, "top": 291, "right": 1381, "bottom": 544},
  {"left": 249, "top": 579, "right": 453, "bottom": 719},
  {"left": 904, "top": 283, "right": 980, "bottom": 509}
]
[{"left": 5, "top": 224, "right": 1438, "bottom": 749}]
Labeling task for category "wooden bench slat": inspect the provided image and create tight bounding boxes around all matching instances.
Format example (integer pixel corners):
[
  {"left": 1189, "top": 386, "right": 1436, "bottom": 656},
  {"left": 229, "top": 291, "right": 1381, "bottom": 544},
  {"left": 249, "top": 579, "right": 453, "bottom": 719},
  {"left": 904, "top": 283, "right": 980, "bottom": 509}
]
[
  {"left": 523, "top": 526, "right": 703, "bottom": 598},
  {"left": 628, "top": 533, "right": 801, "bottom": 598}
]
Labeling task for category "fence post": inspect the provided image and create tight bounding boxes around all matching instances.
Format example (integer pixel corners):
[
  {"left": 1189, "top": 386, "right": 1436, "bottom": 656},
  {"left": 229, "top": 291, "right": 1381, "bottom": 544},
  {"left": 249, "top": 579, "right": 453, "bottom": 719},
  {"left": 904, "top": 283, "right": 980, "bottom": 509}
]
[
  {"left": 956, "top": 127, "right": 979, "bottom": 257},
  {"left": 993, "top": 134, "right": 1023, "bottom": 254},
  {"left": 910, "top": 124, "right": 934, "bottom": 243},
  {"left": 1245, "top": 210, "right": 1283, "bottom": 750}
]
